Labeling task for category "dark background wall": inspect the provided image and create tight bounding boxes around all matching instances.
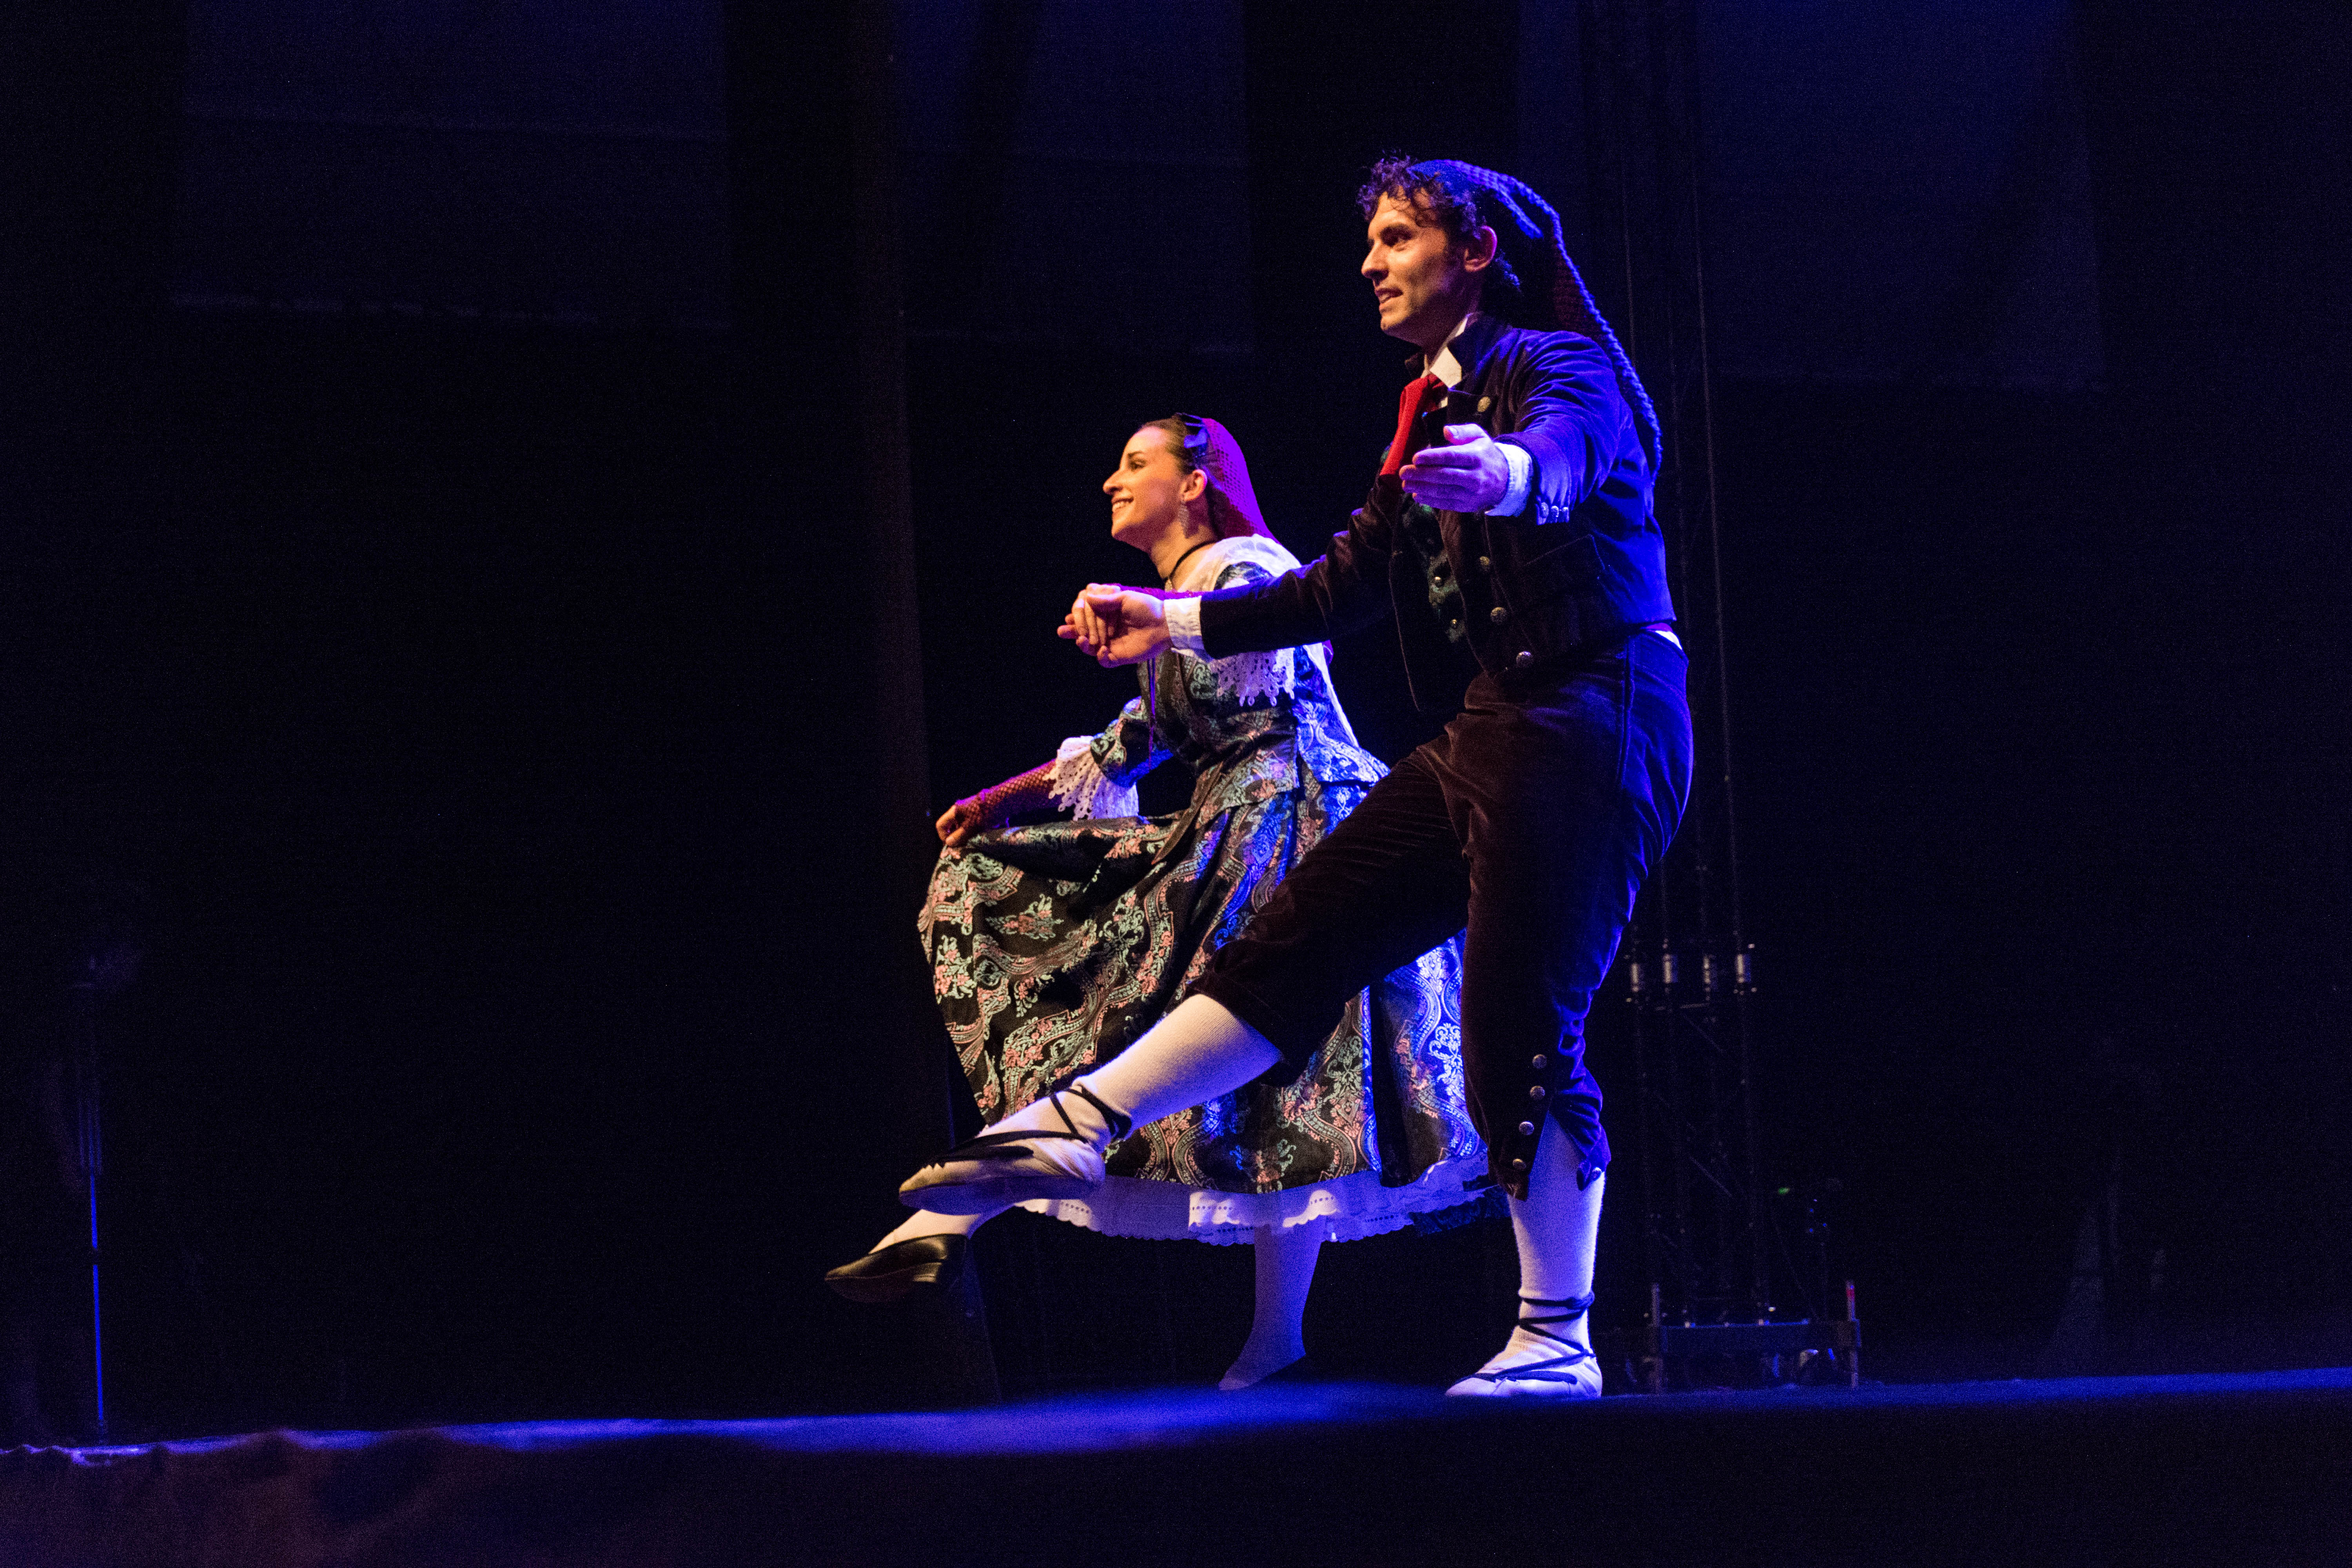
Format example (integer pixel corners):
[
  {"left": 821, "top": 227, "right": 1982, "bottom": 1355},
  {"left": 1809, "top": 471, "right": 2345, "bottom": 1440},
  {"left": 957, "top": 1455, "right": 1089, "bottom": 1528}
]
[{"left": 1, "top": 0, "right": 2344, "bottom": 1438}]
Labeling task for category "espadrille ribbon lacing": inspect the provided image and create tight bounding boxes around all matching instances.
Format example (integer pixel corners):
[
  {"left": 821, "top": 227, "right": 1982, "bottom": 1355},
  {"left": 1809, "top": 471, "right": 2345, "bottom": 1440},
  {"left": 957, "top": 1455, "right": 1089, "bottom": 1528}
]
[
  {"left": 1445, "top": 1292, "right": 1602, "bottom": 1399},
  {"left": 898, "top": 1081, "right": 1133, "bottom": 1215}
]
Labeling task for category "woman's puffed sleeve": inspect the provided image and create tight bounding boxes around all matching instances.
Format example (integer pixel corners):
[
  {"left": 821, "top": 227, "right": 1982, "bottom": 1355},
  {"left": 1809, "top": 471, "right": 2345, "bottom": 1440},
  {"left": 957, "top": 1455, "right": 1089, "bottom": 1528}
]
[
  {"left": 1196, "top": 490, "right": 1400, "bottom": 657},
  {"left": 1194, "top": 559, "right": 1296, "bottom": 708},
  {"left": 1046, "top": 694, "right": 1167, "bottom": 820}
]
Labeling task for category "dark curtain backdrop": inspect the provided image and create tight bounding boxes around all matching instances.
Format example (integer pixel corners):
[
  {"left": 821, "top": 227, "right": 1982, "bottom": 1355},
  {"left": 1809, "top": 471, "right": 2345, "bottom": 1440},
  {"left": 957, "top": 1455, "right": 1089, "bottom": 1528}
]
[{"left": 4, "top": 0, "right": 962, "bottom": 1436}]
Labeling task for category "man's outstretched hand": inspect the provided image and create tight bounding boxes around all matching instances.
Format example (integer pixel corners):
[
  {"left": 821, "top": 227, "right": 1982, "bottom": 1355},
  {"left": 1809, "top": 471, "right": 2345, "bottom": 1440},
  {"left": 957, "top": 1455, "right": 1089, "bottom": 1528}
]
[
  {"left": 1059, "top": 585, "right": 1172, "bottom": 667},
  {"left": 1400, "top": 423, "right": 1511, "bottom": 514}
]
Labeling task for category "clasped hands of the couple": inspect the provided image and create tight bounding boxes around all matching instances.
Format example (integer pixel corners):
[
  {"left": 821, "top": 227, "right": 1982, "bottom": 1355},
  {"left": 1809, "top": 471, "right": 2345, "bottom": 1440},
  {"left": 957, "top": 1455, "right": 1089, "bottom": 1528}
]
[{"left": 1058, "top": 585, "right": 1173, "bottom": 668}]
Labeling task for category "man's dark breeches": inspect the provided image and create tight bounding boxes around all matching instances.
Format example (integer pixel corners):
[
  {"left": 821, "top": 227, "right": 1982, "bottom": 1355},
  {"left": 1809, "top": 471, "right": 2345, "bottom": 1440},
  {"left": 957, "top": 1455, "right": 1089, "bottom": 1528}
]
[{"left": 1192, "top": 632, "right": 1692, "bottom": 1198}]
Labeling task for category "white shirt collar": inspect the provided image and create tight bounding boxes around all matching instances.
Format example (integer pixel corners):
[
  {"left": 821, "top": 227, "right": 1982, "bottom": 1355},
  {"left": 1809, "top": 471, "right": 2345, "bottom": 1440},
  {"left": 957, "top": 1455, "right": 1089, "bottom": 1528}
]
[{"left": 1424, "top": 310, "right": 1485, "bottom": 388}]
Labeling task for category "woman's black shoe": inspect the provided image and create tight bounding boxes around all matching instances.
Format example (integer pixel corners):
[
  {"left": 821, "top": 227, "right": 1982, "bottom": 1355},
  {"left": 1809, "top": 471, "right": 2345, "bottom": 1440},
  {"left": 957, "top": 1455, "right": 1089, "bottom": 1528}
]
[{"left": 823, "top": 1233, "right": 967, "bottom": 1304}]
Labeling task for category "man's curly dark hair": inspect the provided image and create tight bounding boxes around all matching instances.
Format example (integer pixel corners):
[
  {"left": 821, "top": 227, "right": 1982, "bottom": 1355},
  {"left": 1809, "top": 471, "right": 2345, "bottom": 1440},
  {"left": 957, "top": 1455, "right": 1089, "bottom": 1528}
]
[
  {"left": 1356, "top": 155, "right": 1526, "bottom": 314},
  {"left": 1355, "top": 155, "right": 1661, "bottom": 467}
]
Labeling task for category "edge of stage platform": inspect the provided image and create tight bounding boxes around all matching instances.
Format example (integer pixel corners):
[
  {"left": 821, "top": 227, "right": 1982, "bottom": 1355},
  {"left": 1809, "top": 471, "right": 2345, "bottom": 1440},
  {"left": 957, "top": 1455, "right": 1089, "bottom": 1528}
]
[{"left": 5, "top": 1371, "right": 2351, "bottom": 1567}]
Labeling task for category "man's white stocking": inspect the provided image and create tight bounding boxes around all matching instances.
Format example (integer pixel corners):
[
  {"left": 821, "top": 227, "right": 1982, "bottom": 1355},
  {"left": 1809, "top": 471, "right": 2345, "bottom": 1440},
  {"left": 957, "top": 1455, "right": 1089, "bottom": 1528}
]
[
  {"left": 902, "top": 995, "right": 1280, "bottom": 1213},
  {"left": 1074, "top": 994, "right": 1281, "bottom": 1128},
  {"left": 1447, "top": 1124, "right": 1605, "bottom": 1397}
]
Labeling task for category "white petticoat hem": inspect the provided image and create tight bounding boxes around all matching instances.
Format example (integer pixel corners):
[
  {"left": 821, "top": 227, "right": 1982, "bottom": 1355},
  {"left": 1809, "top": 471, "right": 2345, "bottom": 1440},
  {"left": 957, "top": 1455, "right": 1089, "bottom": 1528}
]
[{"left": 1018, "top": 1153, "right": 1492, "bottom": 1246}]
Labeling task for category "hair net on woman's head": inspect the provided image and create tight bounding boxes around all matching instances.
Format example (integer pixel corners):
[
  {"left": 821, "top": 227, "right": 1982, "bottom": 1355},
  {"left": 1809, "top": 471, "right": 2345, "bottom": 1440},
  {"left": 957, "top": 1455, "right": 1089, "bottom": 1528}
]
[
  {"left": 1192, "top": 417, "right": 1274, "bottom": 541},
  {"left": 1154, "top": 415, "right": 1274, "bottom": 541}
]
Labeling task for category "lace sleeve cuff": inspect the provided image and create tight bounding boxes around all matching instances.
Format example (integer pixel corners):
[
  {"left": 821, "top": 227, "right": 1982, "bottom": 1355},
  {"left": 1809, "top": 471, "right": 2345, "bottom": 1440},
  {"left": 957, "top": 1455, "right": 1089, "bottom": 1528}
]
[
  {"left": 1208, "top": 648, "right": 1290, "bottom": 707},
  {"left": 1047, "top": 735, "right": 1140, "bottom": 820},
  {"left": 1163, "top": 595, "right": 1208, "bottom": 654}
]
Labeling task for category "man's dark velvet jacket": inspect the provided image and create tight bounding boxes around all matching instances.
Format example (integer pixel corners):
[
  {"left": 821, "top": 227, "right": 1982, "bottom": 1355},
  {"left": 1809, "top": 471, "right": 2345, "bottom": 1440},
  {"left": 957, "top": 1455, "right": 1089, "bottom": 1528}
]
[{"left": 1196, "top": 314, "right": 1675, "bottom": 708}]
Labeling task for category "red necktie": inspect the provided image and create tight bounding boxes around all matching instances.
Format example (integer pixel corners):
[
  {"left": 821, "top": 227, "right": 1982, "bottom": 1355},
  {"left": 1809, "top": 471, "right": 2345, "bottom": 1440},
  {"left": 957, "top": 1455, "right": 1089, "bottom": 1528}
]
[{"left": 1379, "top": 373, "right": 1446, "bottom": 477}]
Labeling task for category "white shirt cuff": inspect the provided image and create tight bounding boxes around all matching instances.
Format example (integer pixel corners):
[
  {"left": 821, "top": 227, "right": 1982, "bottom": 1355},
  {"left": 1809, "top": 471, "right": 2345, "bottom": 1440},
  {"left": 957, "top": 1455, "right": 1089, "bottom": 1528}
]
[
  {"left": 1487, "top": 441, "right": 1535, "bottom": 517},
  {"left": 1163, "top": 594, "right": 1207, "bottom": 654}
]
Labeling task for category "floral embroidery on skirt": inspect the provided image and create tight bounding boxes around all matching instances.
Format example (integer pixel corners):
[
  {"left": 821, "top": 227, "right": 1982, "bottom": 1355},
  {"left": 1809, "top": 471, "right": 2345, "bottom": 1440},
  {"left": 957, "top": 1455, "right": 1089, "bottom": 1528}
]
[{"left": 921, "top": 778, "right": 1483, "bottom": 1244}]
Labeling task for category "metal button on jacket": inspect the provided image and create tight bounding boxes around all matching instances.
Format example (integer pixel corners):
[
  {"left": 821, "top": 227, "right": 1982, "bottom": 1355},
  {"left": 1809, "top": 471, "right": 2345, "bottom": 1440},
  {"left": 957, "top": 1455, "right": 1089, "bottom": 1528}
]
[
  {"left": 1490, "top": 605, "right": 1508, "bottom": 623},
  {"left": 1477, "top": 555, "right": 1492, "bottom": 571},
  {"left": 1512, "top": 1158, "right": 1528, "bottom": 1171},
  {"left": 1531, "top": 1054, "right": 1548, "bottom": 1069},
  {"left": 1514, "top": 650, "right": 1533, "bottom": 668},
  {"left": 1529, "top": 1085, "right": 1547, "bottom": 1100},
  {"left": 1517, "top": 1121, "right": 1536, "bottom": 1136}
]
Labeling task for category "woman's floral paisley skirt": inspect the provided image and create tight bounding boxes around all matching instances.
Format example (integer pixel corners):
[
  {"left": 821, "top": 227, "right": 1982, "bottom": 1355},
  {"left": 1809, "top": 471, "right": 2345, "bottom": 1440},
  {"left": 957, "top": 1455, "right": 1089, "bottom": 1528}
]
[{"left": 920, "top": 779, "right": 1485, "bottom": 1244}]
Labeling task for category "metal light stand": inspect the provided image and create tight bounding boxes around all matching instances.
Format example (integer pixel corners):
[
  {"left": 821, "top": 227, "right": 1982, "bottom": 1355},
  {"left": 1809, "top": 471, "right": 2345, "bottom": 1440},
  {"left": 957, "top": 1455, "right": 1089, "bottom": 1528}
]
[
  {"left": 1578, "top": 0, "right": 1861, "bottom": 1392},
  {"left": 67, "top": 962, "right": 108, "bottom": 1440}
]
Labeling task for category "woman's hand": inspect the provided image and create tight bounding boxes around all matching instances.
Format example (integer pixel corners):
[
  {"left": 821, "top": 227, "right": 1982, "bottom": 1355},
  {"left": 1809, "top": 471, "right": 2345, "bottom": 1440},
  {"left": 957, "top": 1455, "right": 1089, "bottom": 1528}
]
[
  {"left": 936, "top": 760, "right": 1058, "bottom": 848},
  {"left": 936, "top": 799, "right": 991, "bottom": 848},
  {"left": 1058, "top": 584, "right": 1172, "bottom": 667}
]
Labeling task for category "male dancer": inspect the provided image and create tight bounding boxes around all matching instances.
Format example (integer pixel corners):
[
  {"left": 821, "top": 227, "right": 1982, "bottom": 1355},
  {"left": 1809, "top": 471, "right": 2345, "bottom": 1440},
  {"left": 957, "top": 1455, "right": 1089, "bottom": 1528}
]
[{"left": 901, "top": 159, "right": 1692, "bottom": 1398}]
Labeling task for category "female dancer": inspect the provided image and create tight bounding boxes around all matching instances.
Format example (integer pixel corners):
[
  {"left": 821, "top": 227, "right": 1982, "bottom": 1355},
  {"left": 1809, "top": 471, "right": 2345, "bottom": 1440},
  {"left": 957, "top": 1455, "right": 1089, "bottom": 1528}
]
[{"left": 825, "top": 415, "right": 1483, "bottom": 1389}]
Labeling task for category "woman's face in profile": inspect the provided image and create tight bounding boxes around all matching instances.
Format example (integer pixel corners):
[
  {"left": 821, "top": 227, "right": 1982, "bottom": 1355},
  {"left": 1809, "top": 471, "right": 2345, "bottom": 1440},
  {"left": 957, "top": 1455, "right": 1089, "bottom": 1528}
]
[{"left": 1103, "top": 427, "right": 1200, "bottom": 552}]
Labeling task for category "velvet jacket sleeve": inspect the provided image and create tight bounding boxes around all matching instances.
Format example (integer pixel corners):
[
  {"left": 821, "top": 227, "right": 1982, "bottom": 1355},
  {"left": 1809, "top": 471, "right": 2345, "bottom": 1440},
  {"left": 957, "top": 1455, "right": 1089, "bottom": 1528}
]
[
  {"left": 1489, "top": 332, "right": 1644, "bottom": 522},
  {"left": 1193, "top": 486, "right": 1402, "bottom": 659}
]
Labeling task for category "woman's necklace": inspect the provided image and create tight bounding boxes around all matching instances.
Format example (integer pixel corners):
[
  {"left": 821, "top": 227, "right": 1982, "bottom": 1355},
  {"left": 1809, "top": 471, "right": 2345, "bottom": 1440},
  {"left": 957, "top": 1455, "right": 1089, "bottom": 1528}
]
[
  {"left": 1151, "top": 536, "right": 1218, "bottom": 720},
  {"left": 1161, "top": 536, "right": 1215, "bottom": 588}
]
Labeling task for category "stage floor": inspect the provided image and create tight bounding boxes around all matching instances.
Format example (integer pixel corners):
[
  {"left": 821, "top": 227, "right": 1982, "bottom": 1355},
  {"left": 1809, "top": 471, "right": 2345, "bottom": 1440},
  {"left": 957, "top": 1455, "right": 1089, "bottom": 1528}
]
[{"left": 7, "top": 1369, "right": 2351, "bottom": 1565}]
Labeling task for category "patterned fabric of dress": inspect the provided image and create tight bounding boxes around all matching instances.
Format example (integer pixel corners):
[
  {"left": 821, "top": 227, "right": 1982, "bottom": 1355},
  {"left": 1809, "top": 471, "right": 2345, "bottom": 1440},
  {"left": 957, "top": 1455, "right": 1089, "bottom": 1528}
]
[{"left": 919, "top": 535, "right": 1485, "bottom": 1244}]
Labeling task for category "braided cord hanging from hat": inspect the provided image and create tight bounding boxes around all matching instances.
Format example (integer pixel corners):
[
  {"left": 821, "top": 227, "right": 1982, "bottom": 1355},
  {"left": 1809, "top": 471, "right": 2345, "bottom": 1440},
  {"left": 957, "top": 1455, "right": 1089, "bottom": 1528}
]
[{"left": 1412, "top": 160, "right": 1662, "bottom": 470}]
